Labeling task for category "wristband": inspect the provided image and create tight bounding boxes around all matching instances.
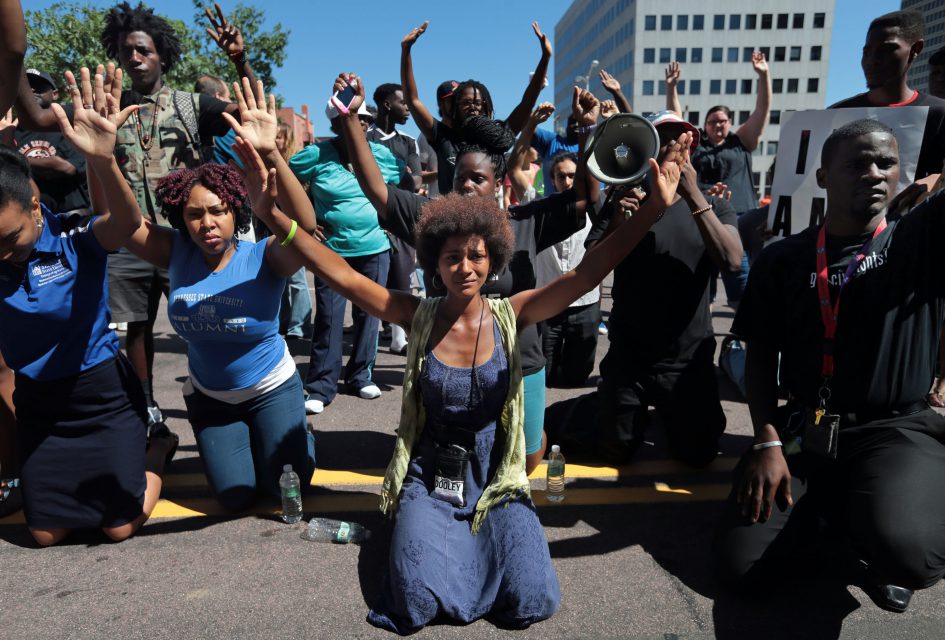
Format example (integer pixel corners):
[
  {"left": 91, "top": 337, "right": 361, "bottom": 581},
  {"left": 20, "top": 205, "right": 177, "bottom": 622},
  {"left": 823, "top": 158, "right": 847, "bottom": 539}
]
[
  {"left": 280, "top": 220, "right": 298, "bottom": 247},
  {"left": 691, "top": 204, "right": 712, "bottom": 217},
  {"left": 752, "top": 440, "right": 783, "bottom": 451},
  {"left": 228, "top": 50, "right": 247, "bottom": 65},
  {"left": 574, "top": 124, "right": 597, "bottom": 134}
]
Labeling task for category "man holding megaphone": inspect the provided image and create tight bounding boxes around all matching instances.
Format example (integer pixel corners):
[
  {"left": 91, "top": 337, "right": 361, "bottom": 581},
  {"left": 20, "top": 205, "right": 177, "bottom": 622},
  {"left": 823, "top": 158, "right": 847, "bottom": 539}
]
[{"left": 587, "top": 111, "right": 744, "bottom": 467}]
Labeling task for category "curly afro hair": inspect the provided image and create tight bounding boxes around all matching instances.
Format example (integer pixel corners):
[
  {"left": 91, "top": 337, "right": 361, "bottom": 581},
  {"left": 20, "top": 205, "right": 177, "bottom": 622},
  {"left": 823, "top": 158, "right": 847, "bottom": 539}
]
[
  {"left": 415, "top": 193, "right": 514, "bottom": 278},
  {"left": 155, "top": 164, "right": 253, "bottom": 236},
  {"left": 101, "top": 2, "right": 182, "bottom": 73},
  {"left": 454, "top": 115, "right": 516, "bottom": 183}
]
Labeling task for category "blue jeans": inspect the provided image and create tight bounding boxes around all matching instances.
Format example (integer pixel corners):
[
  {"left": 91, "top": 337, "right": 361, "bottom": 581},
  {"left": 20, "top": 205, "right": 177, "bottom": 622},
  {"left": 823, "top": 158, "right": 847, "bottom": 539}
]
[
  {"left": 280, "top": 267, "right": 312, "bottom": 338},
  {"left": 183, "top": 373, "right": 316, "bottom": 512},
  {"left": 306, "top": 250, "right": 390, "bottom": 404}
]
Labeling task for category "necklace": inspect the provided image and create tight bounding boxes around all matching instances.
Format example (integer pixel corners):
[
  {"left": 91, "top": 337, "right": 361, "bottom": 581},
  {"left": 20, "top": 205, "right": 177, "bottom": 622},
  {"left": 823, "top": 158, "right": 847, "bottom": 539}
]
[{"left": 133, "top": 100, "right": 161, "bottom": 158}]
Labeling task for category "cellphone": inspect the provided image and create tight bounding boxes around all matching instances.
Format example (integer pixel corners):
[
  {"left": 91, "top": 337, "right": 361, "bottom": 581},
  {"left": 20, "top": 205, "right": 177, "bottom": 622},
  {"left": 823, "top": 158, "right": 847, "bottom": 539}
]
[{"left": 330, "top": 81, "right": 358, "bottom": 116}]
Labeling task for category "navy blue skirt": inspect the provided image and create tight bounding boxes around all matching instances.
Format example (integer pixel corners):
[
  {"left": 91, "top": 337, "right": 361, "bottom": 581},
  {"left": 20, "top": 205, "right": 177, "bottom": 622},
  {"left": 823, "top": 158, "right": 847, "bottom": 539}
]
[{"left": 15, "top": 355, "right": 148, "bottom": 529}]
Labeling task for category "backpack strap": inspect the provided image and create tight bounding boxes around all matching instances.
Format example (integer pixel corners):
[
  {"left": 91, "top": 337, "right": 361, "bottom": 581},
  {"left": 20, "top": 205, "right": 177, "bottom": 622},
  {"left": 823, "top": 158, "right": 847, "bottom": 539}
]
[{"left": 172, "top": 90, "right": 204, "bottom": 157}]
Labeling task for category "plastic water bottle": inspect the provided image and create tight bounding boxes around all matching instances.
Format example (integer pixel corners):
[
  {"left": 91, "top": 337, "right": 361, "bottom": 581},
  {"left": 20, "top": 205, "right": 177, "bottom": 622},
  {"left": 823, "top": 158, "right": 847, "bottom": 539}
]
[
  {"left": 279, "top": 464, "right": 302, "bottom": 524},
  {"left": 546, "top": 444, "right": 566, "bottom": 503},
  {"left": 300, "top": 517, "right": 370, "bottom": 544}
]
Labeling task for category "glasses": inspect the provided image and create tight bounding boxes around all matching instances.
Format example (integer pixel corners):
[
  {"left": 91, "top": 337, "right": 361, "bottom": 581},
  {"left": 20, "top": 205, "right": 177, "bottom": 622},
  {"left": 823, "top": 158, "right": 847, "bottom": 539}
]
[{"left": 458, "top": 99, "right": 484, "bottom": 109}]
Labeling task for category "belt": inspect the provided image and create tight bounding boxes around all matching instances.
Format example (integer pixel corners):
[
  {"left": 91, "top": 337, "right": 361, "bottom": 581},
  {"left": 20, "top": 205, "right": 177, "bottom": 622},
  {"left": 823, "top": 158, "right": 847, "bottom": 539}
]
[{"left": 838, "top": 400, "right": 930, "bottom": 427}]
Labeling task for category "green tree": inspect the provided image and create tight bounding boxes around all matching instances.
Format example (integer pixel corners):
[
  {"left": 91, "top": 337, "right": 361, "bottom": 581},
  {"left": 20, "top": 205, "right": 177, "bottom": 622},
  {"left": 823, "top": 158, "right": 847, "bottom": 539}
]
[{"left": 23, "top": 1, "right": 288, "bottom": 96}]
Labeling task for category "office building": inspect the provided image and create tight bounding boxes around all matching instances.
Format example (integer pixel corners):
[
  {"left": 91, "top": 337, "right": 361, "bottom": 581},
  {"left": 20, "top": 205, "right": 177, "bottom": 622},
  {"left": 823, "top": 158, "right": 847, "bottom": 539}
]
[
  {"left": 554, "top": 0, "right": 835, "bottom": 199},
  {"left": 903, "top": 0, "right": 945, "bottom": 92}
]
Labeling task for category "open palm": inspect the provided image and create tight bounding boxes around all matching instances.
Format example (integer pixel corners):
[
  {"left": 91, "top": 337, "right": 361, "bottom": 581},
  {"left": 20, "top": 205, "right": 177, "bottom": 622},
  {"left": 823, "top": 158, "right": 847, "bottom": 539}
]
[
  {"left": 51, "top": 67, "right": 137, "bottom": 161},
  {"left": 222, "top": 77, "right": 278, "bottom": 155}
]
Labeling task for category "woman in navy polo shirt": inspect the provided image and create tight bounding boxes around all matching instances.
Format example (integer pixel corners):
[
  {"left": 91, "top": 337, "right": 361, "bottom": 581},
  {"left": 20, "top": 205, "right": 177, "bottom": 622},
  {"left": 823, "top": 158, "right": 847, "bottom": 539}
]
[
  {"left": 113, "top": 79, "right": 317, "bottom": 512},
  {"left": 0, "top": 67, "right": 177, "bottom": 546}
]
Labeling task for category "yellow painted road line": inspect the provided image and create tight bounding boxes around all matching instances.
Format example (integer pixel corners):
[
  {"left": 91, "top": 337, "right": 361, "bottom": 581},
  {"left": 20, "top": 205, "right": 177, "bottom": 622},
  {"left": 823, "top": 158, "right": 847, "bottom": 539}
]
[{"left": 161, "top": 458, "right": 739, "bottom": 490}]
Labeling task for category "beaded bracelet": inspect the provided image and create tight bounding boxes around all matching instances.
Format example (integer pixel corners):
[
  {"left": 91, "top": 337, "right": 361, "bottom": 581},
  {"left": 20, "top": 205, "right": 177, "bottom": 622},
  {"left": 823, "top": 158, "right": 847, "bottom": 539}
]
[
  {"left": 691, "top": 204, "right": 713, "bottom": 217},
  {"left": 280, "top": 220, "right": 298, "bottom": 247}
]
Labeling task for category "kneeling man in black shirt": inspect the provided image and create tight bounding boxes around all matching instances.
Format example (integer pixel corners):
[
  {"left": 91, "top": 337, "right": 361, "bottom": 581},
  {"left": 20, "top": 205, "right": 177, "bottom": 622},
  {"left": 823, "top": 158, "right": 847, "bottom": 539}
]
[{"left": 714, "top": 119, "right": 945, "bottom": 612}]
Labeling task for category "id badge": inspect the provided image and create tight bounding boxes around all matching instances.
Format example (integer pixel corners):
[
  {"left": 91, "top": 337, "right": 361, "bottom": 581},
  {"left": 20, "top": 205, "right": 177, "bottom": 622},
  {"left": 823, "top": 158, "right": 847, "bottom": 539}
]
[
  {"left": 802, "top": 409, "right": 839, "bottom": 459},
  {"left": 433, "top": 444, "right": 469, "bottom": 507}
]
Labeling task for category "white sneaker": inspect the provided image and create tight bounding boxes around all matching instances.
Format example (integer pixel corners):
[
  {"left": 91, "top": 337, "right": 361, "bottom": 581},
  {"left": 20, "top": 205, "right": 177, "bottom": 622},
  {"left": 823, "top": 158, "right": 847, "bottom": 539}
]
[
  {"left": 358, "top": 384, "right": 382, "bottom": 400},
  {"left": 304, "top": 398, "right": 324, "bottom": 414}
]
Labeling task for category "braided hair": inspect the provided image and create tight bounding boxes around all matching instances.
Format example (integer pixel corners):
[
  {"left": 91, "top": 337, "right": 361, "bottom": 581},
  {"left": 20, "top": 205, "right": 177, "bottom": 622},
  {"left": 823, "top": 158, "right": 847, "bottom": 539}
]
[
  {"left": 455, "top": 115, "right": 515, "bottom": 182},
  {"left": 449, "top": 79, "right": 495, "bottom": 125},
  {"left": 155, "top": 164, "right": 253, "bottom": 235},
  {"left": 101, "top": 2, "right": 182, "bottom": 73}
]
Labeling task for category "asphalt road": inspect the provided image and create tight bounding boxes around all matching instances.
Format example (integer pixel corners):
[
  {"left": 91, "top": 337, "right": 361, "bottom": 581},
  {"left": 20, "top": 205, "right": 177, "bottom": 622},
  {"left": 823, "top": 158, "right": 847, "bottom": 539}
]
[{"left": 1, "top": 276, "right": 943, "bottom": 640}]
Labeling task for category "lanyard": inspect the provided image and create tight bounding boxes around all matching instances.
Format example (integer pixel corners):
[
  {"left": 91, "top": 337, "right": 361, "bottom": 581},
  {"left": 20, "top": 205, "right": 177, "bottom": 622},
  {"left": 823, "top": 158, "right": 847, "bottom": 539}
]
[{"left": 815, "top": 219, "right": 887, "bottom": 380}]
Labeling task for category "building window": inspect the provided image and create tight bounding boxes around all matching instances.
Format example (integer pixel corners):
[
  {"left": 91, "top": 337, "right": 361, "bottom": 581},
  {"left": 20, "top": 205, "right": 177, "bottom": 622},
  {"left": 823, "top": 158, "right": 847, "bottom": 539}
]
[
  {"left": 774, "top": 47, "right": 786, "bottom": 62},
  {"left": 790, "top": 46, "right": 802, "bottom": 61},
  {"left": 777, "top": 13, "right": 788, "bottom": 29},
  {"left": 743, "top": 47, "right": 754, "bottom": 62},
  {"left": 692, "top": 47, "right": 703, "bottom": 63},
  {"left": 714, "top": 14, "right": 725, "bottom": 30},
  {"left": 661, "top": 15, "right": 672, "bottom": 30},
  {"left": 658, "top": 80, "right": 667, "bottom": 95},
  {"left": 772, "top": 78, "right": 784, "bottom": 93},
  {"left": 645, "top": 15, "right": 656, "bottom": 30},
  {"left": 746, "top": 14, "right": 757, "bottom": 29},
  {"left": 644, "top": 48, "right": 655, "bottom": 63},
  {"left": 710, "top": 79, "right": 721, "bottom": 94},
  {"left": 688, "top": 111, "right": 700, "bottom": 125},
  {"left": 770, "top": 110, "right": 781, "bottom": 125},
  {"left": 760, "top": 46, "right": 771, "bottom": 60},
  {"left": 677, "top": 80, "right": 686, "bottom": 95},
  {"left": 768, "top": 141, "right": 779, "bottom": 155},
  {"left": 728, "top": 47, "right": 739, "bottom": 62},
  {"left": 811, "top": 45, "right": 822, "bottom": 61},
  {"left": 725, "top": 79, "right": 737, "bottom": 94},
  {"left": 741, "top": 79, "right": 753, "bottom": 94},
  {"left": 677, "top": 14, "right": 688, "bottom": 30},
  {"left": 808, "top": 78, "right": 820, "bottom": 92},
  {"left": 787, "top": 78, "right": 799, "bottom": 93},
  {"left": 643, "top": 80, "right": 655, "bottom": 95},
  {"left": 730, "top": 14, "right": 741, "bottom": 29},
  {"left": 660, "top": 48, "right": 671, "bottom": 63},
  {"left": 712, "top": 47, "right": 723, "bottom": 63},
  {"left": 761, "top": 14, "right": 772, "bottom": 29},
  {"left": 739, "top": 110, "right": 750, "bottom": 124},
  {"left": 793, "top": 13, "right": 804, "bottom": 28},
  {"left": 694, "top": 14, "right": 704, "bottom": 30},
  {"left": 676, "top": 47, "right": 687, "bottom": 63},
  {"left": 690, "top": 79, "right": 701, "bottom": 95},
  {"left": 814, "top": 12, "right": 825, "bottom": 28}
]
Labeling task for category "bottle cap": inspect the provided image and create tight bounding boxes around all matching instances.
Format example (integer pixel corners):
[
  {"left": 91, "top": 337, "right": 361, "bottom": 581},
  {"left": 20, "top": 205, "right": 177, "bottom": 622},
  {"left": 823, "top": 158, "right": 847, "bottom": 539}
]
[
  {"left": 283, "top": 464, "right": 292, "bottom": 472},
  {"left": 551, "top": 444, "right": 560, "bottom": 453}
]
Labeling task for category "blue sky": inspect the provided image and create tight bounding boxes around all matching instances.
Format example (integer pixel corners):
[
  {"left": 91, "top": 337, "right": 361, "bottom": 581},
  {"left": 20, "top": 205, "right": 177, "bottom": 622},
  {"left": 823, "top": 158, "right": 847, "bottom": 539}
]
[{"left": 24, "top": 0, "right": 899, "bottom": 136}]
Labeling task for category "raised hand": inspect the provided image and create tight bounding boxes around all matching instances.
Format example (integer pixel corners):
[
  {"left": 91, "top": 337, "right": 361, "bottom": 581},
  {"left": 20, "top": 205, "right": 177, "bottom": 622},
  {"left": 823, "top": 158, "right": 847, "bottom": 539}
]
[
  {"left": 650, "top": 131, "right": 691, "bottom": 207},
  {"left": 333, "top": 73, "right": 365, "bottom": 116},
  {"left": 51, "top": 66, "right": 137, "bottom": 161},
  {"left": 599, "top": 68, "right": 621, "bottom": 93},
  {"left": 530, "top": 102, "right": 555, "bottom": 125},
  {"left": 600, "top": 99, "right": 618, "bottom": 119},
  {"left": 751, "top": 51, "right": 769, "bottom": 76},
  {"left": 571, "top": 86, "right": 600, "bottom": 127},
  {"left": 665, "top": 61, "right": 681, "bottom": 88},
  {"left": 205, "top": 2, "right": 245, "bottom": 58},
  {"left": 231, "top": 135, "right": 277, "bottom": 218},
  {"left": 402, "top": 21, "right": 428, "bottom": 50},
  {"left": 101, "top": 62, "right": 123, "bottom": 108},
  {"left": 532, "top": 22, "right": 552, "bottom": 58},
  {"left": 221, "top": 77, "right": 277, "bottom": 155},
  {"left": 705, "top": 182, "right": 732, "bottom": 201},
  {"left": 0, "top": 107, "right": 17, "bottom": 146}
]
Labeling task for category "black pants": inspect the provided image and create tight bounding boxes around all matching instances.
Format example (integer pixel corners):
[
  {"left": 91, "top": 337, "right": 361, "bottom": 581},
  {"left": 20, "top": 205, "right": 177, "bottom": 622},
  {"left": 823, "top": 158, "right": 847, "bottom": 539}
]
[
  {"left": 596, "top": 336, "right": 726, "bottom": 466},
  {"left": 714, "top": 409, "right": 945, "bottom": 590},
  {"left": 541, "top": 300, "right": 600, "bottom": 388}
]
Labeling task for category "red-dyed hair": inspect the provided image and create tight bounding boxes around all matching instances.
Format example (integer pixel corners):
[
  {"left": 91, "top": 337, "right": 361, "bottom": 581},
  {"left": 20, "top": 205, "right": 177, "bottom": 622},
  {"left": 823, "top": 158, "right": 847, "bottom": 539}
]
[{"left": 155, "top": 163, "right": 252, "bottom": 235}]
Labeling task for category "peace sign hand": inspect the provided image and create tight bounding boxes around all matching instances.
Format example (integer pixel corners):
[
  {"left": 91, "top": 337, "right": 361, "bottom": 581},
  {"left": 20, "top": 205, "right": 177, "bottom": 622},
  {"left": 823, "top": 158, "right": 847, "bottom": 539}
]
[{"left": 205, "top": 2, "right": 245, "bottom": 58}]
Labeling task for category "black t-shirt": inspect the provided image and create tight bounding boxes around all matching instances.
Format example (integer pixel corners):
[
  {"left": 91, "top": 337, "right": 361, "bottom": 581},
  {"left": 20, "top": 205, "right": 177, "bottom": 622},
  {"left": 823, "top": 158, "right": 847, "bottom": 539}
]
[
  {"left": 692, "top": 133, "right": 757, "bottom": 213},
  {"left": 587, "top": 195, "right": 737, "bottom": 370},
  {"left": 430, "top": 120, "right": 460, "bottom": 195},
  {"left": 366, "top": 127, "right": 422, "bottom": 188},
  {"left": 15, "top": 129, "right": 90, "bottom": 212},
  {"left": 384, "top": 186, "right": 583, "bottom": 375},
  {"left": 732, "top": 192, "right": 945, "bottom": 413},
  {"left": 829, "top": 91, "right": 945, "bottom": 180}
]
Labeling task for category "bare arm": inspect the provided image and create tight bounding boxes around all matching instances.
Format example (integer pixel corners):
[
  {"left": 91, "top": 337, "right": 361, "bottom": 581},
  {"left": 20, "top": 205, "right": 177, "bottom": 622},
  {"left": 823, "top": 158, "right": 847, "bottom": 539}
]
[
  {"left": 400, "top": 22, "right": 436, "bottom": 140},
  {"left": 504, "top": 22, "right": 553, "bottom": 134},
  {"left": 27, "top": 156, "right": 78, "bottom": 179},
  {"left": 14, "top": 71, "right": 60, "bottom": 131},
  {"left": 665, "top": 62, "right": 682, "bottom": 116},
  {"left": 0, "top": 0, "right": 25, "bottom": 115},
  {"left": 508, "top": 103, "right": 554, "bottom": 201},
  {"left": 335, "top": 74, "right": 390, "bottom": 215},
  {"left": 678, "top": 162, "right": 743, "bottom": 272},
  {"left": 205, "top": 3, "right": 259, "bottom": 101},
  {"left": 599, "top": 69, "right": 631, "bottom": 114},
  {"left": 735, "top": 52, "right": 770, "bottom": 152}
]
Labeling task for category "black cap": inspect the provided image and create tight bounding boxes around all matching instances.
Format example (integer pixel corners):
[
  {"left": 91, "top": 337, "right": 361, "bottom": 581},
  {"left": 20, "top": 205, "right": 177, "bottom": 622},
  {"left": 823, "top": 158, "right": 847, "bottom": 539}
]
[
  {"left": 436, "top": 80, "right": 458, "bottom": 101},
  {"left": 26, "top": 69, "right": 56, "bottom": 93}
]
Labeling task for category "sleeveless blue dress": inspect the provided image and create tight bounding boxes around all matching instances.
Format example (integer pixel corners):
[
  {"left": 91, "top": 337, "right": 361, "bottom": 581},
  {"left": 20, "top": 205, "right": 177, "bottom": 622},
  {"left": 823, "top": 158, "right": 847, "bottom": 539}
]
[{"left": 368, "top": 321, "right": 560, "bottom": 633}]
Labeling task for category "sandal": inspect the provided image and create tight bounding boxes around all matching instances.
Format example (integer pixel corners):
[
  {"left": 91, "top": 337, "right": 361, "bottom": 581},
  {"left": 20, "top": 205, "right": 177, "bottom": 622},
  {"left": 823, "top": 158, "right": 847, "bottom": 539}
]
[{"left": 147, "top": 421, "right": 180, "bottom": 468}]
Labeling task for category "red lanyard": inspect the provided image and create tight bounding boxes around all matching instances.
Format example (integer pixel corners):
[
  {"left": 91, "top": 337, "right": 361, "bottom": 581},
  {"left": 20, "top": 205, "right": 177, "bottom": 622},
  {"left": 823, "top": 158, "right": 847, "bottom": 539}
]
[{"left": 815, "top": 220, "right": 887, "bottom": 379}]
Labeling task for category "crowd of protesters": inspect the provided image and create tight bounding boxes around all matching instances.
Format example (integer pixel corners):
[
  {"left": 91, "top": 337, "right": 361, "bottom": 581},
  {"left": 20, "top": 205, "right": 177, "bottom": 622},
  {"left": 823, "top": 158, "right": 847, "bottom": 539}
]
[{"left": 1, "top": 0, "right": 945, "bottom": 631}]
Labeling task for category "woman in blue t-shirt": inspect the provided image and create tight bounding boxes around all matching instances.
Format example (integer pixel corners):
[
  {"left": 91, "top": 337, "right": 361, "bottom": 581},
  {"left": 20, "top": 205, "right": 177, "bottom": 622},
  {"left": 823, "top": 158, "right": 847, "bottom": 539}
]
[
  {"left": 114, "top": 79, "right": 317, "bottom": 511},
  {"left": 0, "top": 67, "right": 177, "bottom": 545}
]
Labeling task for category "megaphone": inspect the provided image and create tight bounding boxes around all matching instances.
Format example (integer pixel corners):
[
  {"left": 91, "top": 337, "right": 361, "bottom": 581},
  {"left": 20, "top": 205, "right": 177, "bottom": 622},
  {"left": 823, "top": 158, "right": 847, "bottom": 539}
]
[{"left": 584, "top": 113, "right": 659, "bottom": 185}]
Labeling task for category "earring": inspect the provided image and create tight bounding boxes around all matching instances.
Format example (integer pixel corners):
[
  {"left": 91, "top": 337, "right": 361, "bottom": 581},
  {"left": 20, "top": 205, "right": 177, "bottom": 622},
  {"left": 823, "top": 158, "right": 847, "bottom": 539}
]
[{"left": 431, "top": 271, "right": 444, "bottom": 290}]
